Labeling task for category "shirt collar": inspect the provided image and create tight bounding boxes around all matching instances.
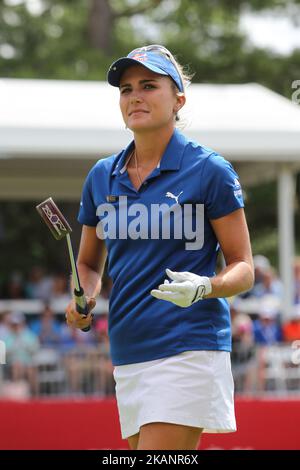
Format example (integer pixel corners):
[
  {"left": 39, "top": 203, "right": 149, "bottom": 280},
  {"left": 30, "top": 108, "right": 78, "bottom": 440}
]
[
  {"left": 112, "top": 142, "right": 134, "bottom": 176},
  {"left": 159, "top": 128, "right": 187, "bottom": 171},
  {"left": 112, "top": 128, "right": 187, "bottom": 176}
]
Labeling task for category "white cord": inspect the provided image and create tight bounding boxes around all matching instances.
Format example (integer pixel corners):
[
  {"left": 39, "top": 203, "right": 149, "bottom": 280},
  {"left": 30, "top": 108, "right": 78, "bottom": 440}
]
[{"left": 134, "top": 149, "right": 143, "bottom": 187}]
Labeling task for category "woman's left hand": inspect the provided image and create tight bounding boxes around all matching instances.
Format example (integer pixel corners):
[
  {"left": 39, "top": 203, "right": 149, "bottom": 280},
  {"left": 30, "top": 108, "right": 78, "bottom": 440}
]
[{"left": 150, "top": 268, "right": 212, "bottom": 307}]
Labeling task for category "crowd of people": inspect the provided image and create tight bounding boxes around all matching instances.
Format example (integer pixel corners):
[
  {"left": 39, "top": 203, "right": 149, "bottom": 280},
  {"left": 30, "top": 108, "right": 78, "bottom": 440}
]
[
  {"left": 230, "top": 255, "right": 300, "bottom": 393},
  {"left": 0, "top": 256, "right": 300, "bottom": 397},
  {"left": 0, "top": 304, "right": 114, "bottom": 398},
  {"left": 0, "top": 267, "right": 114, "bottom": 397},
  {"left": 0, "top": 265, "right": 112, "bottom": 303}
]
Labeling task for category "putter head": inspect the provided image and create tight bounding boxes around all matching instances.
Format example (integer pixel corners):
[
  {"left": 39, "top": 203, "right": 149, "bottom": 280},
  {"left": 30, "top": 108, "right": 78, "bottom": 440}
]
[{"left": 36, "top": 197, "right": 72, "bottom": 240}]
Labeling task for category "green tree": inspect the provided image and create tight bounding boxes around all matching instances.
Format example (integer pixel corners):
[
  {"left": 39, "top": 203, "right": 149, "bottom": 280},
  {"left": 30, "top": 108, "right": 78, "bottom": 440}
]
[{"left": 0, "top": 0, "right": 299, "bottom": 97}]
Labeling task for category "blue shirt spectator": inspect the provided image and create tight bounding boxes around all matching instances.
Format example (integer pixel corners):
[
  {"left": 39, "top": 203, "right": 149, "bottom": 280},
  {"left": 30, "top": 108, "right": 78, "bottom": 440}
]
[
  {"left": 253, "top": 309, "right": 282, "bottom": 345},
  {"left": 30, "top": 304, "right": 62, "bottom": 347}
]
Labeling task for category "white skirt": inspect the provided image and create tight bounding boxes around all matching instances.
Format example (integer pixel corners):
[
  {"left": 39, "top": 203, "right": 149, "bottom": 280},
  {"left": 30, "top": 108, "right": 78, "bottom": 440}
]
[{"left": 113, "top": 350, "right": 236, "bottom": 440}]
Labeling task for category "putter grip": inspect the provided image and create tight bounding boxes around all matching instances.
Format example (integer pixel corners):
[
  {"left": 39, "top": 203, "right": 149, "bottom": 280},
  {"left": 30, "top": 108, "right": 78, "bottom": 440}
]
[{"left": 74, "top": 287, "right": 91, "bottom": 332}]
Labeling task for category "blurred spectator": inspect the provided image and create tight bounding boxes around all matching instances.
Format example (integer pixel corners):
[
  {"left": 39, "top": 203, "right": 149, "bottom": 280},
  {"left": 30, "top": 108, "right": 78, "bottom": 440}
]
[
  {"left": 95, "top": 314, "right": 109, "bottom": 341},
  {"left": 294, "top": 257, "right": 300, "bottom": 304},
  {"left": 0, "top": 310, "right": 10, "bottom": 340},
  {"left": 230, "top": 300, "right": 256, "bottom": 393},
  {"left": 253, "top": 300, "right": 283, "bottom": 392},
  {"left": 30, "top": 304, "right": 62, "bottom": 347},
  {"left": 94, "top": 314, "right": 115, "bottom": 396},
  {"left": 3, "top": 311, "right": 40, "bottom": 395},
  {"left": 51, "top": 273, "right": 70, "bottom": 302},
  {"left": 95, "top": 315, "right": 111, "bottom": 362},
  {"left": 244, "top": 255, "right": 282, "bottom": 300},
  {"left": 100, "top": 276, "right": 113, "bottom": 300},
  {"left": 25, "top": 266, "right": 53, "bottom": 301},
  {"left": 252, "top": 267, "right": 282, "bottom": 299},
  {"left": 59, "top": 323, "right": 96, "bottom": 354},
  {"left": 2, "top": 271, "right": 26, "bottom": 299},
  {"left": 282, "top": 304, "right": 300, "bottom": 342},
  {"left": 60, "top": 325, "right": 97, "bottom": 395},
  {"left": 253, "top": 301, "right": 282, "bottom": 345},
  {"left": 253, "top": 255, "right": 271, "bottom": 285}
]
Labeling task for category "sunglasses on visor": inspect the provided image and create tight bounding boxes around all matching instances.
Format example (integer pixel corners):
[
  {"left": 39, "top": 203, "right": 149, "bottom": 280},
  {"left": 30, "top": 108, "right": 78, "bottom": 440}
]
[{"left": 129, "top": 45, "right": 185, "bottom": 92}]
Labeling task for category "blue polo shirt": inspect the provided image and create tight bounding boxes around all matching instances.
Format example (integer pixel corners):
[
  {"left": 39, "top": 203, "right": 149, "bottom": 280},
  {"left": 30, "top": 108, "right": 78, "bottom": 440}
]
[{"left": 78, "top": 129, "right": 244, "bottom": 365}]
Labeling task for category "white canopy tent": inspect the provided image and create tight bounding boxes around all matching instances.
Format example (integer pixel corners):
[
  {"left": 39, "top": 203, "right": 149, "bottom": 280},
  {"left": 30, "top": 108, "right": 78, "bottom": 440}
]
[
  {"left": 0, "top": 78, "right": 300, "bottom": 160},
  {"left": 0, "top": 78, "right": 300, "bottom": 317}
]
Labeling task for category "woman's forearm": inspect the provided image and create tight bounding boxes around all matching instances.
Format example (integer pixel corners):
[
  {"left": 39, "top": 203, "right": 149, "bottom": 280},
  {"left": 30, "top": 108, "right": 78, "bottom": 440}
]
[
  {"left": 71, "top": 262, "right": 102, "bottom": 298},
  {"left": 206, "top": 261, "right": 254, "bottom": 299}
]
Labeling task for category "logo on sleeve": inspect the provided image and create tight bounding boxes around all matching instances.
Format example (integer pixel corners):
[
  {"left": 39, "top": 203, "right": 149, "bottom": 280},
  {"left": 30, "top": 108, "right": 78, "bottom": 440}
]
[{"left": 233, "top": 179, "right": 242, "bottom": 197}]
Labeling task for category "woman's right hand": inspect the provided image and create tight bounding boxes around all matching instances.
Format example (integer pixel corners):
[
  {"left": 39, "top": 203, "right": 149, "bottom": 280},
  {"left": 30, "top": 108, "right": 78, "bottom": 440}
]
[{"left": 65, "top": 297, "right": 96, "bottom": 330}]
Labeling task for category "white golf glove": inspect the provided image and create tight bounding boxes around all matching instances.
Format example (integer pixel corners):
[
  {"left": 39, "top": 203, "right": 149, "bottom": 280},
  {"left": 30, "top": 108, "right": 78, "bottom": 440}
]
[{"left": 150, "top": 268, "right": 212, "bottom": 308}]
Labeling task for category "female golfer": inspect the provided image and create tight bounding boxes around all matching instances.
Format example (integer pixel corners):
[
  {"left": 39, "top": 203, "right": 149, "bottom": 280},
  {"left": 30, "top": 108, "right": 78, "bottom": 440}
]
[{"left": 65, "top": 45, "right": 254, "bottom": 450}]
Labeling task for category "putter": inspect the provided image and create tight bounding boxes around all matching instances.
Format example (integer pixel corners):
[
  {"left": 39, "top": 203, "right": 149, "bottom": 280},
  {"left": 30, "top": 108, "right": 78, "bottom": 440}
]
[{"left": 36, "top": 197, "right": 91, "bottom": 332}]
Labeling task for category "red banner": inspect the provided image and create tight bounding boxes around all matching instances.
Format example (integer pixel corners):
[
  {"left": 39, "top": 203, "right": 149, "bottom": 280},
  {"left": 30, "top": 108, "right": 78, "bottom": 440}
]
[{"left": 0, "top": 397, "right": 299, "bottom": 450}]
